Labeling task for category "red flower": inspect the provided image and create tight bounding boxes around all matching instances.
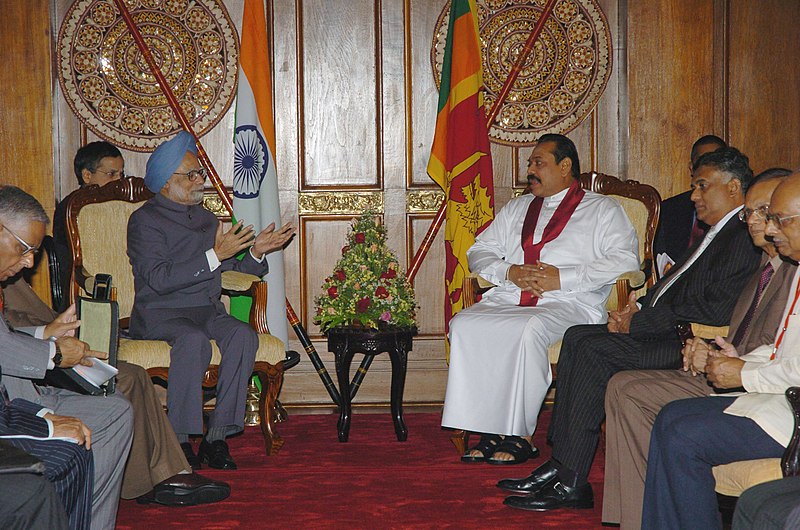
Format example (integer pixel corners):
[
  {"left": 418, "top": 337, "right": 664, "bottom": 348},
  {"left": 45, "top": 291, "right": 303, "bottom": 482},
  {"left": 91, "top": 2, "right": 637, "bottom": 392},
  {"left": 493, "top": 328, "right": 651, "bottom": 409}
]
[
  {"left": 380, "top": 269, "right": 397, "bottom": 280},
  {"left": 355, "top": 233, "right": 366, "bottom": 244},
  {"left": 334, "top": 270, "right": 346, "bottom": 281},
  {"left": 328, "top": 286, "right": 338, "bottom": 298},
  {"left": 356, "top": 297, "right": 371, "bottom": 313},
  {"left": 341, "top": 245, "right": 350, "bottom": 255},
  {"left": 375, "top": 286, "right": 389, "bottom": 299}
]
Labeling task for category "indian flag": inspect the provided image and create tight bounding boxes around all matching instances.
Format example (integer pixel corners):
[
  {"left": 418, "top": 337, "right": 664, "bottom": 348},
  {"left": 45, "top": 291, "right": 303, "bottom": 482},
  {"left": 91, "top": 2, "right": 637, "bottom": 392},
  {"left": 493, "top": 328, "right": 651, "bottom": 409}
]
[
  {"left": 231, "top": 0, "right": 288, "bottom": 348},
  {"left": 428, "top": 0, "right": 494, "bottom": 336}
]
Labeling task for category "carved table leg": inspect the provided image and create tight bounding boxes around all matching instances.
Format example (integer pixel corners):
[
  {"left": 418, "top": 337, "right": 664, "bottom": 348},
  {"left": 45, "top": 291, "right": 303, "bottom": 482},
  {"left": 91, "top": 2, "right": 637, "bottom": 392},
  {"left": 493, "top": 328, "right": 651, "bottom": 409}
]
[
  {"left": 333, "top": 342, "right": 357, "bottom": 442},
  {"left": 388, "top": 342, "right": 409, "bottom": 441}
]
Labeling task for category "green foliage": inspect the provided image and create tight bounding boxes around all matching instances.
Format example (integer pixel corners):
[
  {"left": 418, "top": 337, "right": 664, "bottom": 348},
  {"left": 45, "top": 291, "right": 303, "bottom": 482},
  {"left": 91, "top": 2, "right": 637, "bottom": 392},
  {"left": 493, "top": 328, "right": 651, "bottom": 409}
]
[{"left": 314, "top": 213, "right": 417, "bottom": 332}]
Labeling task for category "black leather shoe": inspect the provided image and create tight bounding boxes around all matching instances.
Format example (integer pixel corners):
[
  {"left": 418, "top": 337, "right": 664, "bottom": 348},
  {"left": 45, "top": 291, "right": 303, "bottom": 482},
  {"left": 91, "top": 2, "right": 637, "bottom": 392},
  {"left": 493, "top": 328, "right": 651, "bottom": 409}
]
[
  {"left": 283, "top": 350, "right": 301, "bottom": 371},
  {"left": 198, "top": 439, "right": 237, "bottom": 470},
  {"left": 181, "top": 442, "right": 201, "bottom": 471},
  {"left": 496, "top": 459, "right": 560, "bottom": 494},
  {"left": 504, "top": 481, "right": 594, "bottom": 511},
  {"left": 138, "top": 473, "right": 231, "bottom": 506}
]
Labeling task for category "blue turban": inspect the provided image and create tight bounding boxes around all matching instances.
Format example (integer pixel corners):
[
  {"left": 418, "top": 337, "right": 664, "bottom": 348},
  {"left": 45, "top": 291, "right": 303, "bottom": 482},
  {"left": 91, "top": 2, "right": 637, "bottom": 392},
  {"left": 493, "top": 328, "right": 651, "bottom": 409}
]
[{"left": 144, "top": 131, "right": 198, "bottom": 193}]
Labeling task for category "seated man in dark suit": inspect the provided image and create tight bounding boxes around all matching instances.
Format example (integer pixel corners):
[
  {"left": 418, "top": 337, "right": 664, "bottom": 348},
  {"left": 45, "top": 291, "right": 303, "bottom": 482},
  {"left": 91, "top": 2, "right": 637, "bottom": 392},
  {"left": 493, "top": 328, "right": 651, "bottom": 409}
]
[
  {"left": 602, "top": 167, "right": 795, "bottom": 528},
  {"left": 0, "top": 368, "right": 93, "bottom": 529},
  {"left": 641, "top": 171, "right": 800, "bottom": 530},
  {"left": 127, "top": 131, "right": 294, "bottom": 469},
  {"left": 653, "top": 134, "right": 727, "bottom": 277},
  {"left": 53, "top": 141, "right": 126, "bottom": 312},
  {"left": 39, "top": 140, "right": 230, "bottom": 504},
  {"left": 499, "top": 146, "right": 762, "bottom": 511}
]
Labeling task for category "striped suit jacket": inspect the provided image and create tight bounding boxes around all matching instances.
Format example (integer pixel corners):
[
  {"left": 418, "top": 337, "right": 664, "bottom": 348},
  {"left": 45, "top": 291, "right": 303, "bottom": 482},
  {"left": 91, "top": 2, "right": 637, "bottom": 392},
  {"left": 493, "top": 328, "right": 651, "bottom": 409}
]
[{"left": 631, "top": 213, "right": 762, "bottom": 342}]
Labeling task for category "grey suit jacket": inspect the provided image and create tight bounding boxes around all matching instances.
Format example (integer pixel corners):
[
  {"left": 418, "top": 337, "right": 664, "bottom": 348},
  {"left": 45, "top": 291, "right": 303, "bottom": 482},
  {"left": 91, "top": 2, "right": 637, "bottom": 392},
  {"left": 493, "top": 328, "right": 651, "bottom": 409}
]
[
  {"left": 127, "top": 193, "right": 269, "bottom": 333},
  {"left": 726, "top": 256, "right": 796, "bottom": 354},
  {"left": 0, "top": 311, "right": 52, "bottom": 404}
]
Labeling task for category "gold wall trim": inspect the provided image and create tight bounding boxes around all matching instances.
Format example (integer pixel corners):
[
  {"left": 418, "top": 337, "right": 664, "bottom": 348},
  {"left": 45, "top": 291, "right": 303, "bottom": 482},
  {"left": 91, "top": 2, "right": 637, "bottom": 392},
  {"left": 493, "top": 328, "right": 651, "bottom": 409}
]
[
  {"left": 406, "top": 190, "right": 444, "bottom": 212},
  {"left": 298, "top": 192, "right": 384, "bottom": 214}
]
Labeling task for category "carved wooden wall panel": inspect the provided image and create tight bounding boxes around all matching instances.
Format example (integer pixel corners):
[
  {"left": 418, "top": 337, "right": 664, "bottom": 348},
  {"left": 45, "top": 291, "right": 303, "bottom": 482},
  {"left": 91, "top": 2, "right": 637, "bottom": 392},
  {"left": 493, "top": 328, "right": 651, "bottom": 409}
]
[
  {"left": 627, "top": 0, "right": 718, "bottom": 199},
  {"left": 728, "top": 0, "right": 800, "bottom": 173}
]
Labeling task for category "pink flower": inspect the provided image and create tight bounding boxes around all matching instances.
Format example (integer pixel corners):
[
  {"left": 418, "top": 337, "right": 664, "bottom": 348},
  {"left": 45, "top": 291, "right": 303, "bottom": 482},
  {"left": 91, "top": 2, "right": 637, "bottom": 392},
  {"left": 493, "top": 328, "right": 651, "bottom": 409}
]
[
  {"left": 327, "top": 286, "right": 338, "bottom": 298},
  {"left": 379, "top": 311, "right": 391, "bottom": 322},
  {"left": 356, "top": 297, "right": 371, "bottom": 313}
]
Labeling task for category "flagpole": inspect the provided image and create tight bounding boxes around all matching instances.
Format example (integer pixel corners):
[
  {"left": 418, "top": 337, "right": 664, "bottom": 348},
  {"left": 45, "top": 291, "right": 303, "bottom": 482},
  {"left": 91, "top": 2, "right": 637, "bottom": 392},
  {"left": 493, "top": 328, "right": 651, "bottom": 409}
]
[
  {"left": 347, "top": 0, "right": 559, "bottom": 397},
  {"left": 113, "top": 0, "right": 341, "bottom": 407}
]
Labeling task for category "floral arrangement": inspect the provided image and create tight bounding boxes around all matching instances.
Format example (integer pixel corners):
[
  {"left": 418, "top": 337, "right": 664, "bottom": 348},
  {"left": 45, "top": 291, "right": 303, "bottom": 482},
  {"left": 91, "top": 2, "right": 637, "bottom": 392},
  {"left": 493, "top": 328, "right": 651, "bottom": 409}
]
[{"left": 314, "top": 213, "right": 417, "bottom": 332}]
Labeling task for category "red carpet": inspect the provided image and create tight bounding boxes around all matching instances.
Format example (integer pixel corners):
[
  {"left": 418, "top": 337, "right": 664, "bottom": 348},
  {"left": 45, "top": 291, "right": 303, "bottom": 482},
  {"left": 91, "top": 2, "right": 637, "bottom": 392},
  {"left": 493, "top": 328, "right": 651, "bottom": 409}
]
[{"left": 116, "top": 410, "right": 606, "bottom": 528}]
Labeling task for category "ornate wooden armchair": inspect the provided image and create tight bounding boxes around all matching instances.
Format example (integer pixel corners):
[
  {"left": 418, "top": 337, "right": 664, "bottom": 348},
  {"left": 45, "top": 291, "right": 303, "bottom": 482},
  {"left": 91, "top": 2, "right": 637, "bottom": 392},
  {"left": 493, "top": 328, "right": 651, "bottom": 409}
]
[
  {"left": 452, "top": 172, "right": 661, "bottom": 453},
  {"left": 65, "top": 177, "right": 287, "bottom": 455}
]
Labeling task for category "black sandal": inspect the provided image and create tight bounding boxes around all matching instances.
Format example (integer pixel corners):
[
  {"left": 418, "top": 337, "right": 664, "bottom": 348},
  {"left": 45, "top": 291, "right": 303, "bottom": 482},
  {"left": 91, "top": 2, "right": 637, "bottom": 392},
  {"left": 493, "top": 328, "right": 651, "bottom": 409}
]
[
  {"left": 487, "top": 436, "right": 539, "bottom": 465},
  {"left": 460, "top": 434, "right": 501, "bottom": 463}
]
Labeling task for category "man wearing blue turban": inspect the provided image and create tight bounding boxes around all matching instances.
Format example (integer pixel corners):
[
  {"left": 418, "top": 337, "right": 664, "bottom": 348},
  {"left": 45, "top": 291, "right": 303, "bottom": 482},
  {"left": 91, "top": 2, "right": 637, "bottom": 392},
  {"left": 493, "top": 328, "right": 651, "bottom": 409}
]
[{"left": 127, "top": 131, "right": 295, "bottom": 469}]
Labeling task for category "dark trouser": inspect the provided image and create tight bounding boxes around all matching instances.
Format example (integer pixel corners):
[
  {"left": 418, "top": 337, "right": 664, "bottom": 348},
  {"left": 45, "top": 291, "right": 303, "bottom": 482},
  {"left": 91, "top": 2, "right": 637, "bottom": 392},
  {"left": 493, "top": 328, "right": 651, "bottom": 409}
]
[
  {"left": 144, "top": 306, "right": 258, "bottom": 437},
  {"left": 642, "top": 397, "right": 784, "bottom": 530},
  {"left": 733, "top": 476, "right": 800, "bottom": 530},
  {"left": 8, "top": 438, "right": 93, "bottom": 530},
  {"left": 548, "top": 324, "right": 681, "bottom": 483},
  {"left": 0, "top": 472, "right": 69, "bottom": 530}
]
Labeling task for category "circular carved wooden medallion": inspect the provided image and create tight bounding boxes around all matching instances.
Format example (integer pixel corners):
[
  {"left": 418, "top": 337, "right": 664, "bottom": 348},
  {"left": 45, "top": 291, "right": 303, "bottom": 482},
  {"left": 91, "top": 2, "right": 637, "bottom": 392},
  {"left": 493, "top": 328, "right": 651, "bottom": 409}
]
[
  {"left": 431, "top": 0, "right": 612, "bottom": 146},
  {"left": 58, "top": 0, "right": 239, "bottom": 151}
]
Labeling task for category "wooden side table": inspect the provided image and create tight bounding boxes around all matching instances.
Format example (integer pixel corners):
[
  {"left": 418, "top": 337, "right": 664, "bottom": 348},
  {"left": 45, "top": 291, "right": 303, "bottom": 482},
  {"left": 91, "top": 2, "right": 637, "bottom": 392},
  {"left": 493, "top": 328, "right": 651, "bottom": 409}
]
[{"left": 326, "top": 326, "right": 416, "bottom": 442}]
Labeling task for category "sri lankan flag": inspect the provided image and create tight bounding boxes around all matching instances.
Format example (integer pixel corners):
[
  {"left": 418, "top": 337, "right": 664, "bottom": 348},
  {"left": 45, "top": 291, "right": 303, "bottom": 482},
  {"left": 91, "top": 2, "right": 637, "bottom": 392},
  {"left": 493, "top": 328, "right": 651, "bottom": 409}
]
[{"left": 427, "top": 0, "right": 494, "bottom": 340}]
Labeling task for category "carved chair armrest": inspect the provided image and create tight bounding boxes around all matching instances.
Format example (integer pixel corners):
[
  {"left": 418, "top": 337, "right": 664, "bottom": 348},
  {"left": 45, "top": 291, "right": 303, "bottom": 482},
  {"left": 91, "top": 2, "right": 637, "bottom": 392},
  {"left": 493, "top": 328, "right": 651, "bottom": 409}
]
[
  {"left": 782, "top": 387, "right": 800, "bottom": 477},
  {"left": 221, "top": 271, "right": 262, "bottom": 292},
  {"left": 462, "top": 273, "right": 496, "bottom": 309},
  {"left": 74, "top": 265, "right": 95, "bottom": 296},
  {"left": 220, "top": 271, "right": 271, "bottom": 335}
]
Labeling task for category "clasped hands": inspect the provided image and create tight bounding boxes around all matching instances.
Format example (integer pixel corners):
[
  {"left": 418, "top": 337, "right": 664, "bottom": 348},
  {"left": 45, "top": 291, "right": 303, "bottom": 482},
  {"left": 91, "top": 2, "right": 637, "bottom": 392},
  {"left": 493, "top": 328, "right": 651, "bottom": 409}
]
[
  {"left": 608, "top": 292, "right": 639, "bottom": 334},
  {"left": 214, "top": 220, "right": 296, "bottom": 261},
  {"left": 508, "top": 261, "right": 560, "bottom": 298},
  {"left": 681, "top": 336, "right": 744, "bottom": 389}
]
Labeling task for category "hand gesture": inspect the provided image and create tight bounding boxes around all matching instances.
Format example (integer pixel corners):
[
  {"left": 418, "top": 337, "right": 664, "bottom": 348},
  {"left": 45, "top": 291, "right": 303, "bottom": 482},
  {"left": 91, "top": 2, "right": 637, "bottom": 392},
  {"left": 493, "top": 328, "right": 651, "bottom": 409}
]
[
  {"left": 528, "top": 261, "right": 561, "bottom": 297},
  {"left": 214, "top": 220, "right": 255, "bottom": 261},
  {"left": 43, "top": 304, "right": 80, "bottom": 339},
  {"left": 44, "top": 413, "right": 92, "bottom": 448},
  {"left": 705, "top": 352, "right": 745, "bottom": 389},
  {"left": 507, "top": 264, "right": 540, "bottom": 292},
  {"left": 55, "top": 337, "right": 107, "bottom": 368},
  {"left": 252, "top": 222, "right": 296, "bottom": 257},
  {"left": 608, "top": 292, "right": 638, "bottom": 334}
]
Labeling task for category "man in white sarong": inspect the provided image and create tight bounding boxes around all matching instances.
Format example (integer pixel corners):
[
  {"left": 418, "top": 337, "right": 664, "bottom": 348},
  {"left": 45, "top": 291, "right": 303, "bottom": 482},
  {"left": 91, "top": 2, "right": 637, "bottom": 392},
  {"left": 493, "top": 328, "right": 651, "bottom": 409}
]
[{"left": 441, "top": 134, "right": 639, "bottom": 464}]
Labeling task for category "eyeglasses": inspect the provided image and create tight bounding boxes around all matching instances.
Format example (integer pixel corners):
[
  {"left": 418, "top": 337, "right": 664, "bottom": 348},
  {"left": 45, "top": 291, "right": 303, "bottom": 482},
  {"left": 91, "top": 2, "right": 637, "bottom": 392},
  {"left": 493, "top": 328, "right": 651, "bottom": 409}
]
[
  {"left": 174, "top": 168, "right": 208, "bottom": 183},
  {"left": 2, "top": 224, "right": 38, "bottom": 256},
  {"left": 93, "top": 168, "right": 126, "bottom": 179},
  {"left": 738, "top": 206, "right": 769, "bottom": 222},
  {"left": 765, "top": 212, "right": 800, "bottom": 228}
]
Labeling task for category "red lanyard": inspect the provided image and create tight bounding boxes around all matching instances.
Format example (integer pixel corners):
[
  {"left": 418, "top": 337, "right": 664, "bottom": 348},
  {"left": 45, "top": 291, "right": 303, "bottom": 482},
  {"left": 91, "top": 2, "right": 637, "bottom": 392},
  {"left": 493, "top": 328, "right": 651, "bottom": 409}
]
[{"left": 772, "top": 277, "right": 800, "bottom": 360}]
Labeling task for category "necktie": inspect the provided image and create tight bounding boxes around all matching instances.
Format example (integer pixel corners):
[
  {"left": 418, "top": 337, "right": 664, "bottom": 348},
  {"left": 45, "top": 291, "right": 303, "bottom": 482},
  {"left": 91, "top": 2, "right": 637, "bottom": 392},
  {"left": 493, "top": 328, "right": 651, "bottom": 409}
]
[
  {"left": 687, "top": 216, "right": 707, "bottom": 249},
  {"left": 731, "top": 262, "right": 774, "bottom": 348}
]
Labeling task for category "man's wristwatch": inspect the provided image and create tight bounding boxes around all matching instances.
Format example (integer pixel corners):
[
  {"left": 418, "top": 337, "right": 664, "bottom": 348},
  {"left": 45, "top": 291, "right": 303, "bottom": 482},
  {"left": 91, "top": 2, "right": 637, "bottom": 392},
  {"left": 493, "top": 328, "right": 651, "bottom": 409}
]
[{"left": 53, "top": 342, "right": 63, "bottom": 367}]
